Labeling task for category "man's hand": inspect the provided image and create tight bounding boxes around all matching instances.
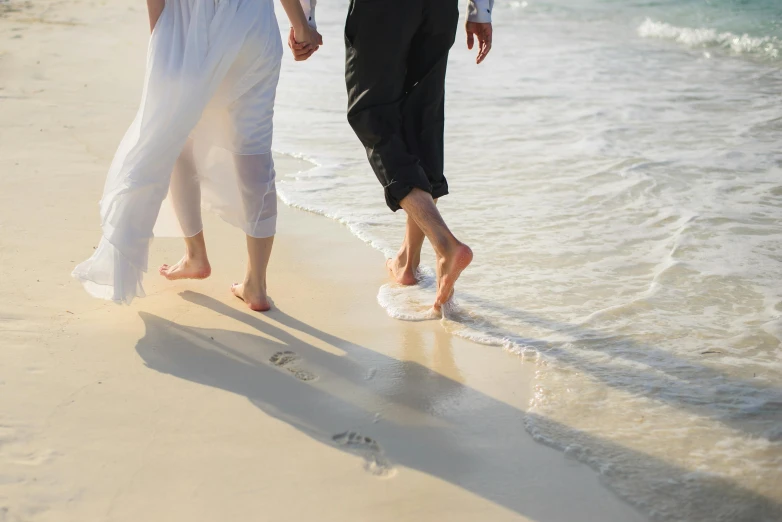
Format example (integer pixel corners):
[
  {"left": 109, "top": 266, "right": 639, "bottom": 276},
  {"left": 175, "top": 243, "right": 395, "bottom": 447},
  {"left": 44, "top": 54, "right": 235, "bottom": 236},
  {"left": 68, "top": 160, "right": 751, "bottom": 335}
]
[
  {"left": 466, "top": 22, "right": 492, "bottom": 64},
  {"left": 288, "top": 25, "right": 323, "bottom": 62}
]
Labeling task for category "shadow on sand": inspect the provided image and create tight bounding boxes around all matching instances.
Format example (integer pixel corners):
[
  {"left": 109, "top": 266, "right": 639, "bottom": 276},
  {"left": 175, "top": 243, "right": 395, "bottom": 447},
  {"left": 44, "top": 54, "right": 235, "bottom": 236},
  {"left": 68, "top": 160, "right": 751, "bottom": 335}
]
[{"left": 134, "top": 291, "right": 782, "bottom": 522}]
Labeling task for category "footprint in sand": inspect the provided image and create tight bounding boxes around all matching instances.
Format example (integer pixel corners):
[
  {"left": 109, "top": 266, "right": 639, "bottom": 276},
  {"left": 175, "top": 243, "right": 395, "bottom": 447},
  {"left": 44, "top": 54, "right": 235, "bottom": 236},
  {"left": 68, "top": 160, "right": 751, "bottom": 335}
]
[
  {"left": 332, "top": 431, "right": 394, "bottom": 477},
  {"left": 269, "top": 351, "right": 317, "bottom": 382},
  {"left": 269, "top": 351, "right": 298, "bottom": 367}
]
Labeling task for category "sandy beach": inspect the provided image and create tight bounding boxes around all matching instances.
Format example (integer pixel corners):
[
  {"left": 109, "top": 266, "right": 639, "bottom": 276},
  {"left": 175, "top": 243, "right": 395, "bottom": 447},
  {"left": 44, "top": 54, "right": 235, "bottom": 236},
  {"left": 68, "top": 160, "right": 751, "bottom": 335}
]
[{"left": 0, "top": 1, "right": 655, "bottom": 520}]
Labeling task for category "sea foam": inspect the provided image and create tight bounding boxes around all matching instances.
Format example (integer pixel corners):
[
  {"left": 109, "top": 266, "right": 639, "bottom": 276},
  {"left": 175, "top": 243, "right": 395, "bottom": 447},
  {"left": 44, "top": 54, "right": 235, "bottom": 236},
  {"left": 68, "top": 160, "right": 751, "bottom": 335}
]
[{"left": 638, "top": 18, "right": 780, "bottom": 59}]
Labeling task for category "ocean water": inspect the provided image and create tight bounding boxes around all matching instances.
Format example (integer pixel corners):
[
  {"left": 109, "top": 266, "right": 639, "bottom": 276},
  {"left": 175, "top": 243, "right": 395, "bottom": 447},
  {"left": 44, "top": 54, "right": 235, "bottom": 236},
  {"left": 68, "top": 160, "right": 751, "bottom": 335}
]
[{"left": 272, "top": 1, "right": 782, "bottom": 520}]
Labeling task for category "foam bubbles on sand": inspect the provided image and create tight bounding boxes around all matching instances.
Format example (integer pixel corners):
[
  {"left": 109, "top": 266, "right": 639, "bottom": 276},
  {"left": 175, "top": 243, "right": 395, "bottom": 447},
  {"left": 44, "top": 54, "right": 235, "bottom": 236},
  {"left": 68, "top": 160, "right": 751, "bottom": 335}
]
[{"left": 376, "top": 267, "right": 441, "bottom": 321}]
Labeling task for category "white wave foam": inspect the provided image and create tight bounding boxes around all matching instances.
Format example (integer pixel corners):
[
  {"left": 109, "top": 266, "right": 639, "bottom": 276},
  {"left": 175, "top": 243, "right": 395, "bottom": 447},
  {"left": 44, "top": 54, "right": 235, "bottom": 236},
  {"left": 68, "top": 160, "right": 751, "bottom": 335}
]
[
  {"left": 272, "top": 148, "right": 323, "bottom": 168},
  {"left": 376, "top": 276, "right": 538, "bottom": 357},
  {"left": 638, "top": 18, "right": 780, "bottom": 59}
]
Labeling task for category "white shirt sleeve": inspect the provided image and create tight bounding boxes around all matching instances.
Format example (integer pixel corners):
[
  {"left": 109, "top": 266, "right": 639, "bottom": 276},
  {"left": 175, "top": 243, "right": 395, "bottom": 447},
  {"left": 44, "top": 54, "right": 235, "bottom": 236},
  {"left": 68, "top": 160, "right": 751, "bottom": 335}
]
[
  {"left": 299, "top": 0, "right": 317, "bottom": 29},
  {"left": 467, "top": 0, "right": 494, "bottom": 23}
]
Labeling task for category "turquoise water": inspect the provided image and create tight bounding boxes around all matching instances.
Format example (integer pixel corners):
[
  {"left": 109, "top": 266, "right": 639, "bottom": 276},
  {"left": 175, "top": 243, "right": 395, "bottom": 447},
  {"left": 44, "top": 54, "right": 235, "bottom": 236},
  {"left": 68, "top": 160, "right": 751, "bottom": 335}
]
[
  {"left": 630, "top": 0, "right": 781, "bottom": 39},
  {"left": 531, "top": 0, "right": 782, "bottom": 34},
  {"left": 273, "top": 1, "right": 782, "bottom": 520},
  {"left": 521, "top": 0, "right": 782, "bottom": 61}
]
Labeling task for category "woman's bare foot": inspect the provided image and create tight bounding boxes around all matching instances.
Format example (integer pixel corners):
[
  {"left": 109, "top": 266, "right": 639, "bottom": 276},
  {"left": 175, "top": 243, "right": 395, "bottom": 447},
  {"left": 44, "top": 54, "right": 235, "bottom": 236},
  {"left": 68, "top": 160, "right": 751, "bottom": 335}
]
[
  {"left": 231, "top": 279, "right": 271, "bottom": 312},
  {"left": 159, "top": 255, "right": 211, "bottom": 281},
  {"left": 434, "top": 243, "right": 473, "bottom": 310},
  {"left": 386, "top": 254, "right": 418, "bottom": 286}
]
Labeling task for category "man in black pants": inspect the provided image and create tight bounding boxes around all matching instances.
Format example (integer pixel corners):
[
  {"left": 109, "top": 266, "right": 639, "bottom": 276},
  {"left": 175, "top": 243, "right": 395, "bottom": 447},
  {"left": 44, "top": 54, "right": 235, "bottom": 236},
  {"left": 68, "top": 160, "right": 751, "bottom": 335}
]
[
  {"left": 345, "top": 0, "right": 493, "bottom": 311},
  {"left": 289, "top": 0, "right": 493, "bottom": 311}
]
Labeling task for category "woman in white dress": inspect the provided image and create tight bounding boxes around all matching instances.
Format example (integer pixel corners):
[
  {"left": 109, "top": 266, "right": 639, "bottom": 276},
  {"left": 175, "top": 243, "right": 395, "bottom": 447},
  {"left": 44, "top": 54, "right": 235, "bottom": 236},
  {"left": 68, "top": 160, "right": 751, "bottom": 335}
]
[{"left": 72, "top": 0, "right": 321, "bottom": 311}]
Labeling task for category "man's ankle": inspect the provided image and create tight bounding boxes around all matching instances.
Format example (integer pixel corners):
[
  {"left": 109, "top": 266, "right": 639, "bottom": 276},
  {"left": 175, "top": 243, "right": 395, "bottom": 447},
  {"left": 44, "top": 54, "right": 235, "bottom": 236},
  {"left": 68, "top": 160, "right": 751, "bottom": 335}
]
[{"left": 397, "top": 245, "right": 422, "bottom": 265}]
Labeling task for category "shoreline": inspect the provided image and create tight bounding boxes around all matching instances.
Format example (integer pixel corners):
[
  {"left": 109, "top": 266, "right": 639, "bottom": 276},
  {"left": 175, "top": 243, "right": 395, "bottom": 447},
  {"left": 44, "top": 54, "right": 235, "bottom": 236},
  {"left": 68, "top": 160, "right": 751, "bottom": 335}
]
[{"left": 0, "top": 2, "right": 646, "bottom": 521}]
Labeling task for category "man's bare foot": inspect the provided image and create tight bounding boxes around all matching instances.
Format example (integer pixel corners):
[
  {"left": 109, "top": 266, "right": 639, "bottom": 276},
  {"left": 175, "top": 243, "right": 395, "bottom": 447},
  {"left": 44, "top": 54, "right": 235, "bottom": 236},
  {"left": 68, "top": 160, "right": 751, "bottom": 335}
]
[
  {"left": 231, "top": 279, "right": 271, "bottom": 312},
  {"left": 386, "top": 254, "right": 418, "bottom": 286},
  {"left": 434, "top": 243, "right": 473, "bottom": 310},
  {"left": 159, "top": 256, "right": 211, "bottom": 281}
]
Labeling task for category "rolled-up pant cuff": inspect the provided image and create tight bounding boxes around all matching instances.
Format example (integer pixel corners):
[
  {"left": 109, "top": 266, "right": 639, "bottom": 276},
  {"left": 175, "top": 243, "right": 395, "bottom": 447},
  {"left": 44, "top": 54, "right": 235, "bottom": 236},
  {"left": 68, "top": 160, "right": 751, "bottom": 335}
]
[{"left": 385, "top": 178, "right": 450, "bottom": 212}]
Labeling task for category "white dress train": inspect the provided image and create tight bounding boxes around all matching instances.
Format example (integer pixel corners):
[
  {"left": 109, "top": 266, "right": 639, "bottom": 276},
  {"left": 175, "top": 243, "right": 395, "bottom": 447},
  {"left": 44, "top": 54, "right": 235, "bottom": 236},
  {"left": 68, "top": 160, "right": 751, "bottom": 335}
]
[{"left": 73, "top": 0, "right": 283, "bottom": 304}]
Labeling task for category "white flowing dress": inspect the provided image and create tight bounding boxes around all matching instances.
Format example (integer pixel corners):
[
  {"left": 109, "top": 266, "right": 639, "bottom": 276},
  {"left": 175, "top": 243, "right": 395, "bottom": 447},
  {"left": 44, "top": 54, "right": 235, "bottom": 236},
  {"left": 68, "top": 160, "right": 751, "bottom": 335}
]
[{"left": 73, "top": 0, "right": 283, "bottom": 304}]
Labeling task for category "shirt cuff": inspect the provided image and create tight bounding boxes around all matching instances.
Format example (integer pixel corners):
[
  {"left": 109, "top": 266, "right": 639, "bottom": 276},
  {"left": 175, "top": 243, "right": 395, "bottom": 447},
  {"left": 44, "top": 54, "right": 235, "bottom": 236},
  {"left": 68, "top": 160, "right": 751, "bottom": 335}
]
[
  {"left": 467, "top": 0, "right": 493, "bottom": 24},
  {"left": 300, "top": 0, "right": 317, "bottom": 28}
]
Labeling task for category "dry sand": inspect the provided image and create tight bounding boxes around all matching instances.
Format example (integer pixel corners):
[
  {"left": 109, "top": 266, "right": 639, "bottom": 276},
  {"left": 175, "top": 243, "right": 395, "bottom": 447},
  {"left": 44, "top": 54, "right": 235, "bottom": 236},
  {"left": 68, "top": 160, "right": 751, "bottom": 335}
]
[{"left": 0, "top": 1, "right": 647, "bottom": 520}]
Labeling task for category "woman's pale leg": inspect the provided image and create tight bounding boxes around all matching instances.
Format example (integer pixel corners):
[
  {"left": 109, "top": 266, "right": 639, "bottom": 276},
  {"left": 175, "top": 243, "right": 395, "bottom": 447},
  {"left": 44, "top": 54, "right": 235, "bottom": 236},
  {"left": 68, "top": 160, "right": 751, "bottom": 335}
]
[
  {"left": 159, "top": 140, "right": 211, "bottom": 280},
  {"left": 231, "top": 235, "right": 274, "bottom": 311},
  {"left": 228, "top": 151, "right": 277, "bottom": 311}
]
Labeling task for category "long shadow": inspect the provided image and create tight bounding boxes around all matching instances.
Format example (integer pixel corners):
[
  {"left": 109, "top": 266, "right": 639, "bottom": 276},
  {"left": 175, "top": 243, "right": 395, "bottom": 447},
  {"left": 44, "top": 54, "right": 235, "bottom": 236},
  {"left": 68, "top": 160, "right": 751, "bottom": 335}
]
[
  {"left": 134, "top": 292, "right": 782, "bottom": 522},
  {"left": 442, "top": 292, "right": 782, "bottom": 442}
]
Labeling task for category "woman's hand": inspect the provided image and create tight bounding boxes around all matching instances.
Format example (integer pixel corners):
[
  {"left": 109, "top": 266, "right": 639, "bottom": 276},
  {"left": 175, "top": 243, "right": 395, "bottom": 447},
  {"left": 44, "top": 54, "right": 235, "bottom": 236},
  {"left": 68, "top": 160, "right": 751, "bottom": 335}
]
[{"left": 288, "top": 24, "right": 323, "bottom": 62}]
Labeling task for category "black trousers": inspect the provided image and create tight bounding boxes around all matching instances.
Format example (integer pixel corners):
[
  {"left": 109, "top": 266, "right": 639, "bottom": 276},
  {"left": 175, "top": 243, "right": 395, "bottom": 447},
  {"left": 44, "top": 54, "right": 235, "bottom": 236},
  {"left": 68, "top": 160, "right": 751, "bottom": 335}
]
[{"left": 345, "top": 0, "right": 459, "bottom": 211}]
